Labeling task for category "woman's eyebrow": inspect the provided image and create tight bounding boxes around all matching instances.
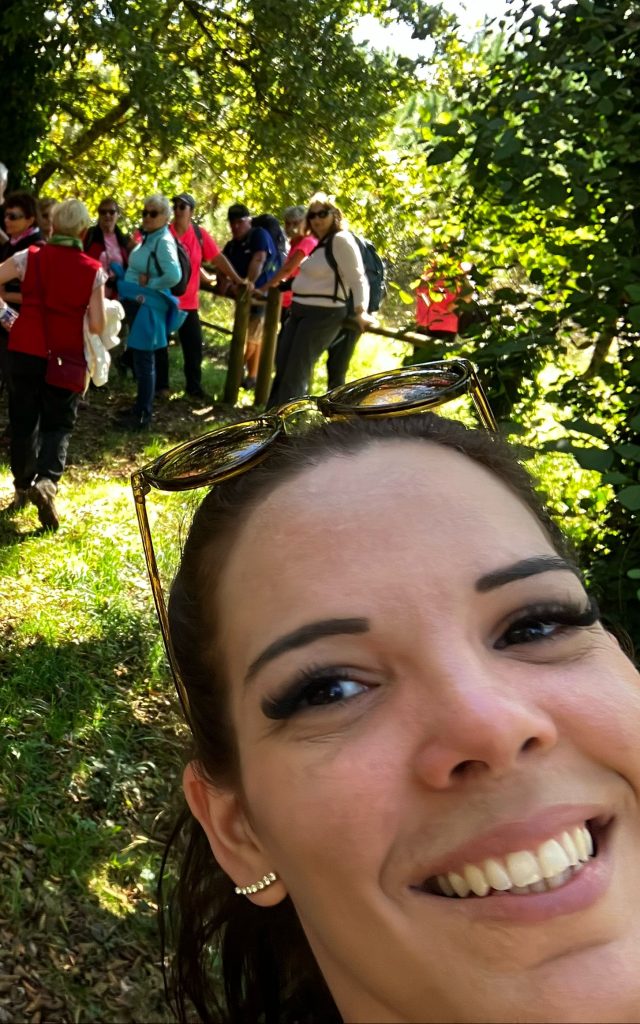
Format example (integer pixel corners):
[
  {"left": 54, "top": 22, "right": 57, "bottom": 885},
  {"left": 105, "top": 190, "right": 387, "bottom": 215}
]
[
  {"left": 475, "top": 556, "right": 582, "bottom": 593},
  {"left": 245, "top": 617, "right": 370, "bottom": 684}
]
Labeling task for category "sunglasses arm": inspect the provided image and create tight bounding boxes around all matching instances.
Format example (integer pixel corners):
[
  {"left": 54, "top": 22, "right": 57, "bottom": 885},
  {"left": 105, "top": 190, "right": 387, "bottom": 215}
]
[
  {"left": 131, "top": 472, "right": 193, "bottom": 727},
  {"left": 468, "top": 366, "right": 498, "bottom": 432}
]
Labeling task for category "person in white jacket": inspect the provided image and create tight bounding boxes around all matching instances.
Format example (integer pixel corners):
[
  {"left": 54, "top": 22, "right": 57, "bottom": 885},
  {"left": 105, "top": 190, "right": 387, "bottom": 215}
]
[{"left": 266, "top": 193, "right": 372, "bottom": 408}]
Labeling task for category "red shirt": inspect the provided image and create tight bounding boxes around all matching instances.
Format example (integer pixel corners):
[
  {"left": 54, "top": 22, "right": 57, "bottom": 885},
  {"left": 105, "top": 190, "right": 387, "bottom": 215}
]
[
  {"left": 281, "top": 235, "right": 318, "bottom": 309},
  {"left": 9, "top": 245, "right": 101, "bottom": 360},
  {"left": 416, "top": 277, "right": 460, "bottom": 333},
  {"left": 170, "top": 223, "right": 220, "bottom": 310}
]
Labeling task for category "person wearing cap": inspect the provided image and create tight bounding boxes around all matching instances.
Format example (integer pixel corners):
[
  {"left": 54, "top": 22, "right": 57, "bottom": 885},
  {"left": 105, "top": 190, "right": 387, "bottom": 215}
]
[
  {"left": 220, "top": 203, "right": 273, "bottom": 390},
  {"left": 160, "top": 193, "right": 247, "bottom": 400}
]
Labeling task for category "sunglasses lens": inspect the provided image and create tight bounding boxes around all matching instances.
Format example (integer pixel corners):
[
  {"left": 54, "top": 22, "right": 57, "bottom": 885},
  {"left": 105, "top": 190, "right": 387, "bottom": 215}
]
[
  {"left": 145, "top": 420, "right": 278, "bottom": 490},
  {"left": 321, "top": 365, "right": 468, "bottom": 416}
]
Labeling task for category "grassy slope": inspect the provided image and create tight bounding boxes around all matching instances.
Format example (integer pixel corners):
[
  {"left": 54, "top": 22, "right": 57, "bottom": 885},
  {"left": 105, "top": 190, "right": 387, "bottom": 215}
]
[{"left": 0, "top": 319, "right": 408, "bottom": 1023}]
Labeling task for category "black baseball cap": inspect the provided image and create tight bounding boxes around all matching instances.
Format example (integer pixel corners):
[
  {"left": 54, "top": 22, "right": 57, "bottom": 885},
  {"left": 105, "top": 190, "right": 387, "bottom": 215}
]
[
  {"left": 173, "top": 193, "right": 196, "bottom": 209},
  {"left": 227, "top": 202, "right": 251, "bottom": 221}
]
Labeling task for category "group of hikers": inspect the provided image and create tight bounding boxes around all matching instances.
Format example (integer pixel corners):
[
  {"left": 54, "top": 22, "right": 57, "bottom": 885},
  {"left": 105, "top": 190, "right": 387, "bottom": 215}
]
[{"left": 0, "top": 157, "right": 475, "bottom": 531}]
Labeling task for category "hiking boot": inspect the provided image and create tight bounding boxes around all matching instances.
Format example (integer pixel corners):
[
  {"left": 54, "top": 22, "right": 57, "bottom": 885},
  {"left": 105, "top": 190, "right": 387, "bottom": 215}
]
[
  {"left": 29, "top": 478, "right": 59, "bottom": 531},
  {"left": 2, "top": 488, "right": 29, "bottom": 515},
  {"left": 241, "top": 376, "right": 256, "bottom": 390}
]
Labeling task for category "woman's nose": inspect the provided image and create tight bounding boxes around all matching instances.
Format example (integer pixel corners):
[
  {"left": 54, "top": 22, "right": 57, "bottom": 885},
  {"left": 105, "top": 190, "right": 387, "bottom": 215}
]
[{"left": 411, "top": 668, "right": 559, "bottom": 790}]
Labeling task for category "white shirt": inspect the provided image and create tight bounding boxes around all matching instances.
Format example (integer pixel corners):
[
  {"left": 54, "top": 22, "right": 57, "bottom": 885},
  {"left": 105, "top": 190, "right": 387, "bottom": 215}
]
[{"left": 292, "top": 230, "right": 369, "bottom": 311}]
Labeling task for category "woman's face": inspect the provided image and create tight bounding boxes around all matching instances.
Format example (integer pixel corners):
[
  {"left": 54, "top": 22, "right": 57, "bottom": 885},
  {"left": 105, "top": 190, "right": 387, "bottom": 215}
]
[
  {"left": 141, "top": 203, "right": 168, "bottom": 230},
  {"left": 307, "top": 202, "right": 336, "bottom": 239},
  {"left": 285, "top": 216, "right": 303, "bottom": 239},
  {"left": 5, "top": 206, "right": 34, "bottom": 238},
  {"left": 205, "top": 441, "right": 640, "bottom": 1024},
  {"left": 98, "top": 202, "right": 119, "bottom": 233}
]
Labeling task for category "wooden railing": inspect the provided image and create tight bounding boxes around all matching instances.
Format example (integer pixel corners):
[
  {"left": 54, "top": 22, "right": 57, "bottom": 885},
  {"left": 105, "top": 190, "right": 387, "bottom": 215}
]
[{"left": 206, "top": 291, "right": 428, "bottom": 408}]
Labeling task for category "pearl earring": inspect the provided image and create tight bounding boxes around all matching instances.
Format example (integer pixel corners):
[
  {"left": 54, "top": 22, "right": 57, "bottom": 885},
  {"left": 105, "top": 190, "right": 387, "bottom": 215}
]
[{"left": 234, "top": 871, "right": 278, "bottom": 896}]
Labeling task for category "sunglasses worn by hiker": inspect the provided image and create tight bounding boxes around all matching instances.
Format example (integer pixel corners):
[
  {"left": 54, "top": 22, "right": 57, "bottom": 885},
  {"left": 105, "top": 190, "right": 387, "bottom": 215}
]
[
  {"left": 131, "top": 360, "right": 497, "bottom": 728},
  {"left": 308, "top": 209, "right": 332, "bottom": 220}
]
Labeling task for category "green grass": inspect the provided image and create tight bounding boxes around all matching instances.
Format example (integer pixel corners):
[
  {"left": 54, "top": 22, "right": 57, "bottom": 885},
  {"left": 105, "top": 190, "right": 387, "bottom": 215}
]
[{"left": 0, "top": 320, "right": 405, "bottom": 1022}]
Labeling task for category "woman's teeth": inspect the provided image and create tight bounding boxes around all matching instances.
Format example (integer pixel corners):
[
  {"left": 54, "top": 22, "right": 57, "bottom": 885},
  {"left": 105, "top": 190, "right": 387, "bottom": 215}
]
[{"left": 429, "top": 824, "right": 594, "bottom": 898}]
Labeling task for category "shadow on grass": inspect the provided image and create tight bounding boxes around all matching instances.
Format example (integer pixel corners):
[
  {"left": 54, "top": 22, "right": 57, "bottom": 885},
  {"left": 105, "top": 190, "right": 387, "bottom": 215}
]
[{"left": 0, "top": 612, "right": 185, "bottom": 1022}]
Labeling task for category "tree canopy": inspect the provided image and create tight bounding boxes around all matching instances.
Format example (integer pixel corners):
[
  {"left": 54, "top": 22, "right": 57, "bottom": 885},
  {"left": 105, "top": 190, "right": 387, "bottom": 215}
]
[{"left": 1, "top": 0, "right": 421, "bottom": 217}]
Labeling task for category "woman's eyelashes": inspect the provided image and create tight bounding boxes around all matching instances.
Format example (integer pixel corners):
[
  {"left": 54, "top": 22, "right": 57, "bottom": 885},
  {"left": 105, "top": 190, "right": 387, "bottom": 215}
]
[
  {"left": 259, "top": 598, "right": 600, "bottom": 721},
  {"left": 494, "top": 596, "right": 600, "bottom": 650},
  {"left": 261, "top": 666, "right": 373, "bottom": 721}
]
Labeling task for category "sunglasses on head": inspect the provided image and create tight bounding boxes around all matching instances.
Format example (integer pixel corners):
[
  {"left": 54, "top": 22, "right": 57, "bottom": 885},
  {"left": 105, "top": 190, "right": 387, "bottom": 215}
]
[
  {"left": 307, "top": 209, "right": 332, "bottom": 221},
  {"left": 5, "top": 211, "right": 26, "bottom": 221},
  {"left": 99, "top": 208, "right": 117, "bottom": 215},
  {"left": 131, "top": 360, "right": 497, "bottom": 728},
  {"left": 141, "top": 209, "right": 160, "bottom": 218}
]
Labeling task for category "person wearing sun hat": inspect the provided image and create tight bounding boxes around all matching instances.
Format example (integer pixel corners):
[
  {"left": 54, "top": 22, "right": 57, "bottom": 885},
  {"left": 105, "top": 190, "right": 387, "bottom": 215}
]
[{"left": 161, "top": 192, "right": 246, "bottom": 400}]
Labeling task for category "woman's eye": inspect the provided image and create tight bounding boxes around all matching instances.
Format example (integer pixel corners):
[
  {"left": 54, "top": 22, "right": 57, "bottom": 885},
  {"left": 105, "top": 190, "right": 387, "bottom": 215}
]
[
  {"left": 262, "top": 673, "right": 370, "bottom": 720},
  {"left": 495, "top": 600, "right": 599, "bottom": 650},
  {"left": 498, "top": 618, "right": 561, "bottom": 647}
]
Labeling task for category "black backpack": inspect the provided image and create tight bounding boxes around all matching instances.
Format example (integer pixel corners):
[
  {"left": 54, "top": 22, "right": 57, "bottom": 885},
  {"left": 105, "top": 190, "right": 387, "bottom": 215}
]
[
  {"left": 324, "top": 232, "right": 386, "bottom": 313},
  {"left": 150, "top": 226, "right": 205, "bottom": 297}
]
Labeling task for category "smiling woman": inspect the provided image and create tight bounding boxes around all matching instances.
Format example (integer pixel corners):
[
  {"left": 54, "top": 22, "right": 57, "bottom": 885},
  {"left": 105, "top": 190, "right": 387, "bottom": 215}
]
[{"left": 148, "top": 374, "right": 640, "bottom": 1024}]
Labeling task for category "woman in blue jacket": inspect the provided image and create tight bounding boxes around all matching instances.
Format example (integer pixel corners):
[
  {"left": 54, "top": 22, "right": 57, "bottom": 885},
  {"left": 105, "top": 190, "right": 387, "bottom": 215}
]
[{"left": 115, "top": 194, "right": 182, "bottom": 430}]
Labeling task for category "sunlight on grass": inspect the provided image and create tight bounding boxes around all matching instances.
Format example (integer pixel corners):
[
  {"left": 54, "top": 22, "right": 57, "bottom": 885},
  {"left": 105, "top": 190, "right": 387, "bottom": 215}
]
[{"left": 88, "top": 866, "right": 135, "bottom": 918}]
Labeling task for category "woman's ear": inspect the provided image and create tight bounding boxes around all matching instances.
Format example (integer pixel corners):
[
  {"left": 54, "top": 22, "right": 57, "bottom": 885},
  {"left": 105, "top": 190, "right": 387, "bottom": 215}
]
[{"left": 183, "top": 761, "right": 286, "bottom": 906}]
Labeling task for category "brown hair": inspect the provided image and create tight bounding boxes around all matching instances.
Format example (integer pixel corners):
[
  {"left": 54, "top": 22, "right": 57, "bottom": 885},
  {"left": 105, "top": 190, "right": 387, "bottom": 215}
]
[
  {"left": 163, "top": 413, "right": 572, "bottom": 1023},
  {"left": 4, "top": 190, "right": 38, "bottom": 221}
]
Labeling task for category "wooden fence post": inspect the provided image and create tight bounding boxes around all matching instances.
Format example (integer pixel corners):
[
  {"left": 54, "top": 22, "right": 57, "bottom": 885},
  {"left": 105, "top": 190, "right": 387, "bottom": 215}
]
[
  {"left": 224, "top": 285, "right": 250, "bottom": 405},
  {"left": 255, "top": 288, "right": 282, "bottom": 407}
]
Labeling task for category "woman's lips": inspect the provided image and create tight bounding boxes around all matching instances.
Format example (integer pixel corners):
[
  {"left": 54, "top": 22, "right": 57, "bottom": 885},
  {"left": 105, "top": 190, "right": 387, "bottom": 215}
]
[
  {"left": 408, "top": 803, "right": 611, "bottom": 883},
  {"left": 410, "top": 818, "right": 614, "bottom": 924}
]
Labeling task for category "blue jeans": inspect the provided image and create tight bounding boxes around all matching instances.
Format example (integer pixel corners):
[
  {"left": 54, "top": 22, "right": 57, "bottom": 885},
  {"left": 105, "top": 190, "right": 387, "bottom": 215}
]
[{"left": 131, "top": 348, "right": 156, "bottom": 420}]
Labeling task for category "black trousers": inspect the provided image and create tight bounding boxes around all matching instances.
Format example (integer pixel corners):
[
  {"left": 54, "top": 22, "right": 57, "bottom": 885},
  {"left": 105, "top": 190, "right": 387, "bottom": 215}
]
[
  {"left": 153, "top": 310, "right": 203, "bottom": 393},
  {"left": 178, "top": 309, "right": 203, "bottom": 392},
  {"left": 326, "top": 327, "right": 360, "bottom": 391},
  {"left": 267, "top": 303, "right": 346, "bottom": 409},
  {"left": 8, "top": 350, "right": 79, "bottom": 489}
]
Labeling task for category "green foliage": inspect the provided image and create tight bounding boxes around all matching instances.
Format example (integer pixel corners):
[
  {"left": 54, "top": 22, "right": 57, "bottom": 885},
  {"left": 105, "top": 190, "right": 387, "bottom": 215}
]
[
  {"left": 399, "top": 0, "right": 640, "bottom": 645},
  {"left": 1, "top": 0, "right": 422, "bottom": 223}
]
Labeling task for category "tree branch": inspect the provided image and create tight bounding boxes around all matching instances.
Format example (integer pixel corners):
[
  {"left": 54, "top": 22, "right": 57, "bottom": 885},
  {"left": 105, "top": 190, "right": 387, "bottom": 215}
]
[{"left": 33, "top": 92, "right": 133, "bottom": 190}]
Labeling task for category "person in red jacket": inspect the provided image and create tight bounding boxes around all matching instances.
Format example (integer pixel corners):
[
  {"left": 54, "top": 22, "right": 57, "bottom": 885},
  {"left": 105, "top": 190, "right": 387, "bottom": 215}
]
[{"left": 0, "top": 199, "right": 106, "bottom": 530}]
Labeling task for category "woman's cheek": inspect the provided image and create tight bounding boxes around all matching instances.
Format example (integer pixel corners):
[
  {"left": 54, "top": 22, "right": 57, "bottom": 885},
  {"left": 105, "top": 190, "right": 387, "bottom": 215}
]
[{"left": 241, "top": 724, "right": 405, "bottom": 870}]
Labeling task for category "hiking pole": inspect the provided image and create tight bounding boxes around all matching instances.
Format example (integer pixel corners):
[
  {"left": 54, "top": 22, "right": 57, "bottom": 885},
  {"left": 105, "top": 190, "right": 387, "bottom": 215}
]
[
  {"left": 200, "top": 319, "right": 232, "bottom": 336},
  {"left": 344, "top": 318, "right": 433, "bottom": 347}
]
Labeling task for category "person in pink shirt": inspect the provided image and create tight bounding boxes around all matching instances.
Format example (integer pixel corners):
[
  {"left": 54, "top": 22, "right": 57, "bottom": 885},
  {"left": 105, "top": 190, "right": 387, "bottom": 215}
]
[
  {"left": 162, "top": 193, "right": 246, "bottom": 399},
  {"left": 265, "top": 205, "right": 318, "bottom": 319}
]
